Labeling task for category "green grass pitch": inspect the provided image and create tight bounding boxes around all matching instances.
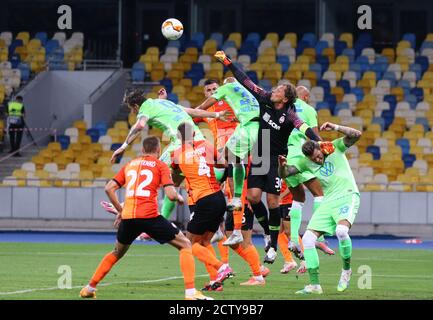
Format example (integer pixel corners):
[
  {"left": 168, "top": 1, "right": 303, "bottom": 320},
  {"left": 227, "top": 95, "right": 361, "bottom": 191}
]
[{"left": 1, "top": 242, "right": 432, "bottom": 300}]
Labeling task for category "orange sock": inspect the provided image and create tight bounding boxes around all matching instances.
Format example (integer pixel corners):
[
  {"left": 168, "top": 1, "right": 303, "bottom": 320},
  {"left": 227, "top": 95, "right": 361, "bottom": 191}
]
[
  {"left": 89, "top": 252, "right": 119, "bottom": 288},
  {"left": 217, "top": 236, "right": 229, "bottom": 264},
  {"left": 205, "top": 263, "right": 218, "bottom": 281},
  {"left": 278, "top": 233, "right": 293, "bottom": 262},
  {"left": 206, "top": 244, "right": 217, "bottom": 257},
  {"left": 179, "top": 248, "right": 195, "bottom": 289},
  {"left": 233, "top": 210, "right": 244, "bottom": 230},
  {"left": 233, "top": 245, "right": 261, "bottom": 276},
  {"left": 192, "top": 243, "right": 223, "bottom": 270}
]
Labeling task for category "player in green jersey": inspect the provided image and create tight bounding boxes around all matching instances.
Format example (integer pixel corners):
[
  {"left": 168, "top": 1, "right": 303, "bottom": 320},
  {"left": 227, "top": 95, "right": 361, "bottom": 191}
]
[
  {"left": 111, "top": 88, "right": 230, "bottom": 216},
  {"left": 286, "top": 87, "right": 335, "bottom": 262},
  {"left": 194, "top": 77, "right": 260, "bottom": 245},
  {"left": 279, "top": 122, "right": 362, "bottom": 294}
]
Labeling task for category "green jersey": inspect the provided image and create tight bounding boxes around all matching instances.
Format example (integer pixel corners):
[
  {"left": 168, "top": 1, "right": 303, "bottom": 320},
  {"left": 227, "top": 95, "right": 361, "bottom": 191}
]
[
  {"left": 137, "top": 98, "right": 204, "bottom": 142},
  {"left": 296, "top": 137, "right": 359, "bottom": 200},
  {"left": 287, "top": 98, "right": 318, "bottom": 148},
  {"left": 211, "top": 82, "right": 259, "bottom": 124}
]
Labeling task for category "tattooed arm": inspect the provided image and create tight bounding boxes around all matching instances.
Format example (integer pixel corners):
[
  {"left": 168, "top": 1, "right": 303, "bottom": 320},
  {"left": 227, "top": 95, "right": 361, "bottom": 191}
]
[
  {"left": 320, "top": 122, "right": 362, "bottom": 148},
  {"left": 278, "top": 155, "right": 300, "bottom": 178},
  {"left": 110, "top": 116, "right": 148, "bottom": 163}
]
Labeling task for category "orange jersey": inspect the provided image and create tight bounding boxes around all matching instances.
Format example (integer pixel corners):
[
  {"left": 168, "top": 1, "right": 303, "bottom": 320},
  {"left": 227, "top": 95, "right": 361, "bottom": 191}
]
[
  {"left": 171, "top": 140, "right": 221, "bottom": 203},
  {"left": 279, "top": 180, "right": 293, "bottom": 205},
  {"left": 205, "top": 99, "right": 238, "bottom": 133},
  {"left": 114, "top": 155, "right": 174, "bottom": 219},
  {"left": 185, "top": 179, "right": 195, "bottom": 206}
]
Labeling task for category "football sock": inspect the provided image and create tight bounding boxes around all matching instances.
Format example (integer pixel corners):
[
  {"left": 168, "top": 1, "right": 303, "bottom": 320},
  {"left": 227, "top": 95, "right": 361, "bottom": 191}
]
[
  {"left": 179, "top": 248, "right": 195, "bottom": 289},
  {"left": 233, "top": 209, "right": 244, "bottom": 231},
  {"left": 217, "top": 236, "right": 229, "bottom": 263},
  {"left": 233, "top": 245, "right": 261, "bottom": 276},
  {"left": 313, "top": 197, "right": 325, "bottom": 243},
  {"left": 303, "top": 230, "right": 320, "bottom": 285},
  {"left": 278, "top": 233, "right": 293, "bottom": 262},
  {"left": 192, "top": 243, "right": 223, "bottom": 270},
  {"left": 268, "top": 207, "right": 280, "bottom": 250},
  {"left": 233, "top": 163, "right": 245, "bottom": 198},
  {"left": 89, "top": 252, "right": 119, "bottom": 288},
  {"left": 290, "top": 201, "right": 304, "bottom": 245},
  {"left": 251, "top": 201, "right": 270, "bottom": 235}
]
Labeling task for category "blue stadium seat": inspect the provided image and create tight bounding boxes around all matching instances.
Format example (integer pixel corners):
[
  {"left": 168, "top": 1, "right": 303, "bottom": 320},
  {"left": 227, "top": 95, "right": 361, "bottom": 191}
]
[
  {"left": 296, "top": 40, "right": 311, "bottom": 55},
  {"left": 277, "top": 55, "right": 290, "bottom": 72},
  {"left": 245, "top": 33, "right": 261, "bottom": 48},
  {"left": 420, "top": 41, "right": 433, "bottom": 51},
  {"left": 35, "top": 32, "right": 48, "bottom": 46},
  {"left": 316, "top": 101, "right": 330, "bottom": 111},
  {"left": 246, "top": 71, "right": 258, "bottom": 83},
  {"left": 402, "top": 33, "right": 416, "bottom": 49},
  {"left": 382, "top": 72, "right": 397, "bottom": 86},
  {"left": 381, "top": 110, "right": 394, "bottom": 130},
  {"left": 383, "top": 95, "right": 397, "bottom": 111},
  {"left": 191, "top": 32, "right": 204, "bottom": 48},
  {"left": 396, "top": 139, "right": 410, "bottom": 155},
  {"left": 336, "top": 80, "right": 351, "bottom": 93},
  {"left": 405, "top": 94, "right": 417, "bottom": 109},
  {"left": 317, "top": 79, "right": 330, "bottom": 95},
  {"left": 131, "top": 62, "right": 145, "bottom": 82},
  {"left": 375, "top": 55, "right": 389, "bottom": 65},
  {"left": 223, "top": 40, "right": 237, "bottom": 50},
  {"left": 415, "top": 56, "right": 429, "bottom": 74},
  {"left": 410, "top": 88, "right": 423, "bottom": 103},
  {"left": 366, "top": 145, "right": 381, "bottom": 160},
  {"left": 372, "top": 117, "right": 385, "bottom": 131},
  {"left": 402, "top": 154, "right": 416, "bottom": 168},
  {"left": 95, "top": 122, "right": 108, "bottom": 136},
  {"left": 18, "top": 63, "right": 30, "bottom": 81},
  {"left": 324, "top": 94, "right": 337, "bottom": 113},
  {"left": 316, "top": 55, "right": 329, "bottom": 71},
  {"left": 397, "top": 79, "right": 411, "bottom": 90},
  {"left": 334, "top": 102, "right": 350, "bottom": 115},
  {"left": 160, "top": 78, "right": 173, "bottom": 92},
  {"left": 57, "top": 135, "right": 70, "bottom": 150},
  {"left": 210, "top": 32, "right": 224, "bottom": 48},
  {"left": 86, "top": 128, "right": 100, "bottom": 143},
  {"left": 167, "top": 40, "right": 181, "bottom": 48},
  {"left": 315, "top": 40, "right": 328, "bottom": 55},
  {"left": 111, "top": 143, "right": 123, "bottom": 151},
  {"left": 309, "top": 63, "right": 322, "bottom": 78},
  {"left": 342, "top": 48, "right": 355, "bottom": 62},
  {"left": 167, "top": 93, "right": 179, "bottom": 104},
  {"left": 301, "top": 33, "right": 316, "bottom": 47},
  {"left": 8, "top": 39, "right": 23, "bottom": 55},
  {"left": 334, "top": 40, "right": 347, "bottom": 56},
  {"left": 370, "top": 62, "right": 387, "bottom": 79},
  {"left": 409, "top": 63, "right": 422, "bottom": 80},
  {"left": 45, "top": 39, "right": 60, "bottom": 55},
  {"left": 258, "top": 79, "right": 272, "bottom": 91},
  {"left": 415, "top": 118, "right": 430, "bottom": 132},
  {"left": 10, "top": 54, "right": 20, "bottom": 69},
  {"left": 350, "top": 87, "right": 364, "bottom": 102}
]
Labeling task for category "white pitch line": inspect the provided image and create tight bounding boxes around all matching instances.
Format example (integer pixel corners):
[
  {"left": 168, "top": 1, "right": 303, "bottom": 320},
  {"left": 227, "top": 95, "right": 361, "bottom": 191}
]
[{"left": 0, "top": 274, "right": 209, "bottom": 296}]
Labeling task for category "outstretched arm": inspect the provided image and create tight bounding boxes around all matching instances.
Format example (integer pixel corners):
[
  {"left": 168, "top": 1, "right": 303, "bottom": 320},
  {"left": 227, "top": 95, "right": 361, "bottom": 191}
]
[
  {"left": 320, "top": 122, "right": 361, "bottom": 148},
  {"left": 110, "top": 116, "right": 148, "bottom": 163},
  {"left": 214, "top": 51, "right": 271, "bottom": 104},
  {"left": 184, "top": 107, "right": 230, "bottom": 121},
  {"left": 195, "top": 97, "right": 218, "bottom": 110}
]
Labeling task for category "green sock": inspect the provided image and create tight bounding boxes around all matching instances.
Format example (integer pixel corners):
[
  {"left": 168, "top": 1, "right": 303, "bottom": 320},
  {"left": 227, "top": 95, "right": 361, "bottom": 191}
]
[
  {"left": 339, "top": 238, "right": 352, "bottom": 270},
  {"left": 161, "top": 196, "right": 176, "bottom": 219},
  {"left": 214, "top": 167, "right": 225, "bottom": 182},
  {"left": 304, "top": 247, "right": 320, "bottom": 285},
  {"left": 232, "top": 164, "right": 245, "bottom": 198},
  {"left": 290, "top": 202, "right": 303, "bottom": 245},
  {"left": 313, "top": 198, "right": 325, "bottom": 243}
]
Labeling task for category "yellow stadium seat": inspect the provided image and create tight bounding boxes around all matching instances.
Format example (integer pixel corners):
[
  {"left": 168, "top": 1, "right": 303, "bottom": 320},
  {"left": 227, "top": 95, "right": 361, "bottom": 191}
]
[
  {"left": 12, "top": 169, "right": 27, "bottom": 179},
  {"left": 284, "top": 33, "right": 297, "bottom": 48},
  {"left": 228, "top": 33, "right": 242, "bottom": 48},
  {"left": 265, "top": 32, "right": 279, "bottom": 47},
  {"left": 205, "top": 69, "right": 223, "bottom": 81},
  {"left": 397, "top": 40, "right": 410, "bottom": 50},
  {"left": 150, "top": 70, "right": 164, "bottom": 82},
  {"left": 179, "top": 54, "right": 196, "bottom": 64},
  {"left": 16, "top": 32, "right": 30, "bottom": 45},
  {"left": 303, "top": 71, "right": 317, "bottom": 86},
  {"left": 381, "top": 48, "right": 394, "bottom": 64},
  {"left": 302, "top": 48, "right": 316, "bottom": 63},
  {"left": 322, "top": 48, "right": 335, "bottom": 63},
  {"left": 284, "top": 70, "right": 302, "bottom": 83},
  {"left": 331, "top": 87, "right": 344, "bottom": 102},
  {"left": 339, "top": 33, "right": 353, "bottom": 48}
]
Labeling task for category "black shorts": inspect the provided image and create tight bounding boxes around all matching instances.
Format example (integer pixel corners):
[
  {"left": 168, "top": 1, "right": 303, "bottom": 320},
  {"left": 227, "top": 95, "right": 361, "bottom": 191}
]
[
  {"left": 187, "top": 191, "right": 226, "bottom": 235},
  {"left": 248, "top": 155, "right": 281, "bottom": 195},
  {"left": 117, "top": 216, "right": 180, "bottom": 245},
  {"left": 225, "top": 206, "right": 254, "bottom": 231},
  {"left": 280, "top": 204, "right": 292, "bottom": 220}
]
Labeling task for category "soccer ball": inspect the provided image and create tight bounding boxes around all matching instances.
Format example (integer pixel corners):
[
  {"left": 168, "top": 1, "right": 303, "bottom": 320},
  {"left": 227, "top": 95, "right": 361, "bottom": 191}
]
[{"left": 161, "top": 18, "right": 184, "bottom": 40}]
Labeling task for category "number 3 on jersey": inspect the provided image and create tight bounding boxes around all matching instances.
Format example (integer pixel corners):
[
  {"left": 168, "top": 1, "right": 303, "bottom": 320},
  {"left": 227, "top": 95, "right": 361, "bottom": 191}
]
[{"left": 126, "top": 169, "right": 153, "bottom": 197}]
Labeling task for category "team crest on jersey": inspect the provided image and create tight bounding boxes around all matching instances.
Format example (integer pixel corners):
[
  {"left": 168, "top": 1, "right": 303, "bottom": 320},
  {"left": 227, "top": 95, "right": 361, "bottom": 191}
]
[
  {"left": 279, "top": 115, "right": 285, "bottom": 123},
  {"left": 319, "top": 161, "right": 334, "bottom": 177}
]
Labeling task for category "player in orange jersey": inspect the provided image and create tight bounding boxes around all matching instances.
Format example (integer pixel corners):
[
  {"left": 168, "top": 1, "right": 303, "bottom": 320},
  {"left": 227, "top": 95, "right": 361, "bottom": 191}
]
[
  {"left": 80, "top": 136, "right": 213, "bottom": 300},
  {"left": 171, "top": 122, "right": 234, "bottom": 287}
]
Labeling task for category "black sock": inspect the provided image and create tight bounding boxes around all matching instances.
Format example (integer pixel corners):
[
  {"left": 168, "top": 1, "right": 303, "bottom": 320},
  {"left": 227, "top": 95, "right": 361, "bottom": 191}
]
[
  {"left": 252, "top": 201, "right": 269, "bottom": 235},
  {"left": 268, "top": 207, "right": 280, "bottom": 251}
]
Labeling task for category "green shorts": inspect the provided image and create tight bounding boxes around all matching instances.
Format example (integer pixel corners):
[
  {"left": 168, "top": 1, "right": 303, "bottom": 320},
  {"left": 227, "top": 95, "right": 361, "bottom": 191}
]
[
  {"left": 286, "top": 149, "right": 316, "bottom": 188},
  {"left": 307, "top": 193, "right": 360, "bottom": 236},
  {"left": 225, "top": 121, "right": 259, "bottom": 160}
]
